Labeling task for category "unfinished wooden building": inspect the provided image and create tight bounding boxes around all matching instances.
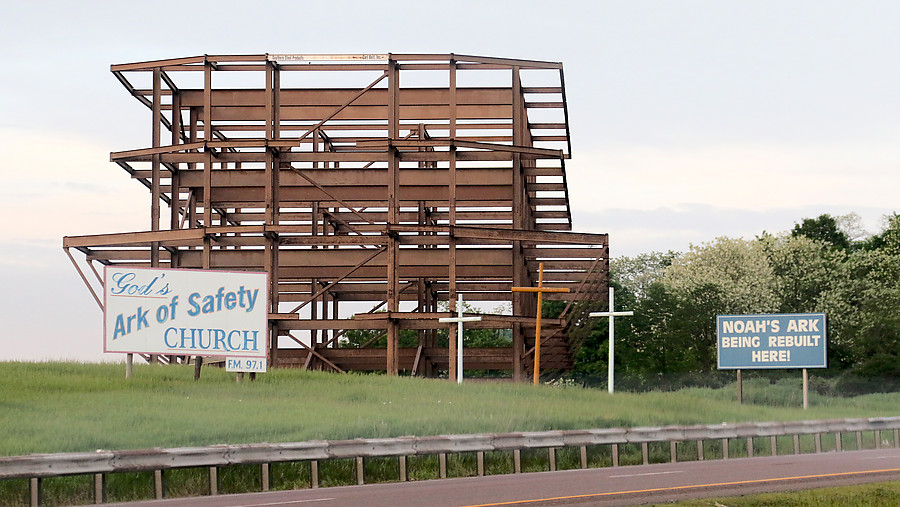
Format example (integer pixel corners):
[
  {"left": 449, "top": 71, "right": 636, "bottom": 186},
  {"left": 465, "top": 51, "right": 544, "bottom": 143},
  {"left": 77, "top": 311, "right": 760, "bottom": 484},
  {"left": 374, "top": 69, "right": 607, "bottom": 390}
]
[{"left": 63, "top": 53, "right": 609, "bottom": 381}]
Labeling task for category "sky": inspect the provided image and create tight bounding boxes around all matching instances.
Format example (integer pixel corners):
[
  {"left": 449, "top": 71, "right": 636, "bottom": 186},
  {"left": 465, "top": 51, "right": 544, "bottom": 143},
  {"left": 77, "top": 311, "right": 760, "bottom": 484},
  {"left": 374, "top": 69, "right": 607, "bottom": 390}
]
[{"left": 1, "top": 1, "right": 898, "bottom": 361}]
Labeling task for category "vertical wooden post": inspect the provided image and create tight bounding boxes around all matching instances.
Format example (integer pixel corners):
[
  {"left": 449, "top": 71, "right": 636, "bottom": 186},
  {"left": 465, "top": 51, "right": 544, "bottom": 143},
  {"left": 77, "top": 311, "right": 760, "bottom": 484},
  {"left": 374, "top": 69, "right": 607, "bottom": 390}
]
[
  {"left": 512, "top": 263, "right": 568, "bottom": 385},
  {"left": 802, "top": 368, "right": 809, "bottom": 410},
  {"left": 747, "top": 437, "right": 753, "bottom": 457},
  {"left": 510, "top": 64, "right": 526, "bottom": 383},
  {"left": 195, "top": 58, "right": 213, "bottom": 376},
  {"left": 836, "top": 432, "right": 843, "bottom": 452},
  {"left": 856, "top": 431, "right": 863, "bottom": 450},
  {"left": 737, "top": 369, "right": 743, "bottom": 404},
  {"left": 698, "top": 440, "right": 704, "bottom": 461},
  {"left": 478, "top": 451, "right": 485, "bottom": 476},
  {"left": 722, "top": 438, "right": 729, "bottom": 460},
  {"left": 311, "top": 460, "right": 319, "bottom": 488},
  {"left": 264, "top": 60, "right": 281, "bottom": 368},
  {"left": 448, "top": 57, "right": 459, "bottom": 383},
  {"left": 439, "top": 453, "right": 447, "bottom": 478},
  {"left": 580, "top": 446, "right": 588, "bottom": 469},
  {"left": 670, "top": 441, "right": 677, "bottom": 463},
  {"left": 771, "top": 435, "right": 778, "bottom": 456},
  {"left": 815, "top": 433, "right": 822, "bottom": 453},
  {"left": 534, "top": 266, "right": 544, "bottom": 385},
  {"left": 150, "top": 67, "right": 161, "bottom": 269},
  {"left": 513, "top": 450, "right": 521, "bottom": 473},
  {"left": 154, "top": 469, "right": 164, "bottom": 499},
  {"left": 399, "top": 456, "right": 407, "bottom": 482},
  {"left": 356, "top": 457, "right": 364, "bottom": 485},
  {"left": 208, "top": 466, "right": 218, "bottom": 495},
  {"left": 94, "top": 473, "right": 105, "bottom": 504},
  {"left": 385, "top": 56, "right": 400, "bottom": 376},
  {"left": 193, "top": 356, "right": 203, "bottom": 381},
  {"left": 30, "top": 477, "right": 41, "bottom": 507},
  {"left": 170, "top": 91, "right": 182, "bottom": 233},
  {"left": 611, "top": 444, "right": 619, "bottom": 467},
  {"left": 641, "top": 443, "right": 649, "bottom": 465},
  {"left": 261, "top": 463, "right": 270, "bottom": 491},
  {"left": 548, "top": 448, "right": 556, "bottom": 471},
  {"left": 794, "top": 434, "right": 801, "bottom": 454}
]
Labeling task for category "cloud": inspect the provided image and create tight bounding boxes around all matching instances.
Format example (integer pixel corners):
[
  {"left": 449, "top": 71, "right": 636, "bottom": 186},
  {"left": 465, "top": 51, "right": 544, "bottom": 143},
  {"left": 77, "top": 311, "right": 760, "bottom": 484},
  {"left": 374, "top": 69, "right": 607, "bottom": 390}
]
[
  {"left": 568, "top": 139, "right": 900, "bottom": 213},
  {"left": 0, "top": 128, "right": 146, "bottom": 251},
  {"left": 573, "top": 203, "right": 894, "bottom": 258}
]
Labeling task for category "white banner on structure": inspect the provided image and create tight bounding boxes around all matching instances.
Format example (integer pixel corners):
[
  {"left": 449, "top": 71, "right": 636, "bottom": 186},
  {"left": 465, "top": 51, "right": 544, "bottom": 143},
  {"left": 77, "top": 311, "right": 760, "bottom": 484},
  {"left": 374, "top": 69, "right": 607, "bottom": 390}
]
[{"left": 103, "top": 267, "right": 268, "bottom": 359}]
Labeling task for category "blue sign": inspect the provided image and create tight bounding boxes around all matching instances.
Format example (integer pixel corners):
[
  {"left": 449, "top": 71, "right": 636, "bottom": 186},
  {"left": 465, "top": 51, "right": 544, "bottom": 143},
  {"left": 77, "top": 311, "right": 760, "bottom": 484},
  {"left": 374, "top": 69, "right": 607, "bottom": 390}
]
[{"left": 717, "top": 313, "right": 826, "bottom": 369}]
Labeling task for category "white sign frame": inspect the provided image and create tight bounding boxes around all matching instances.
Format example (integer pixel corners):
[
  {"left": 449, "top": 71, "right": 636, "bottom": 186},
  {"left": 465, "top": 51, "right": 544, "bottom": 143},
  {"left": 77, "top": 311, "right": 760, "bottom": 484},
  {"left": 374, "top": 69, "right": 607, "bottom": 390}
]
[{"left": 103, "top": 266, "right": 268, "bottom": 359}]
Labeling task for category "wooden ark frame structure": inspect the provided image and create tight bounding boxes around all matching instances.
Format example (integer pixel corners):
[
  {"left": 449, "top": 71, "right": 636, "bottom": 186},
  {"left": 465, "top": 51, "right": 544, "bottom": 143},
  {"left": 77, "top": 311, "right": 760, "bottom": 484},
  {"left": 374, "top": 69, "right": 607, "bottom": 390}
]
[{"left": 63, "top": 53, "right": 609, "bottom": 381}]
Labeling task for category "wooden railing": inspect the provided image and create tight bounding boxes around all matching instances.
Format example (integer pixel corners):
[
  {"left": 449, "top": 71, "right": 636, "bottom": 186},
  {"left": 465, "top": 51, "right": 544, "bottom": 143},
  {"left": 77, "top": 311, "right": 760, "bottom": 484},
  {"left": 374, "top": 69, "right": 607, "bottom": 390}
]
[{"left": 3, "top": 416, "right": 900, "bottom": 505}]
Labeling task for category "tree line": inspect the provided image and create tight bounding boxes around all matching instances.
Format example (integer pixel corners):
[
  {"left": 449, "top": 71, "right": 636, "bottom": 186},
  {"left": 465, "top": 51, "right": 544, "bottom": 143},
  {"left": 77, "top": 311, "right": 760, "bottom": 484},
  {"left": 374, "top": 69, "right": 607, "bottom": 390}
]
[{"left": 566, "top": 213, "right": 900, "bottom": 394}]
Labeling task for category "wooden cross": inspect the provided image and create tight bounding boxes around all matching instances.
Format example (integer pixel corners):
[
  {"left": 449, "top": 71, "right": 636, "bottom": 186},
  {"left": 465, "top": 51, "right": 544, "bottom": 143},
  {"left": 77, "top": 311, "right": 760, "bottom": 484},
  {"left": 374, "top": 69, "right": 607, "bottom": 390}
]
[
  {"left": 589, "top": 286, "right": 634, "bottom": 394},
  {"left": 511, "top": 262, "right": 570, "bottom": 385},
  {"left": 439, "top": 293, "right": 482, "bottom": 384}
]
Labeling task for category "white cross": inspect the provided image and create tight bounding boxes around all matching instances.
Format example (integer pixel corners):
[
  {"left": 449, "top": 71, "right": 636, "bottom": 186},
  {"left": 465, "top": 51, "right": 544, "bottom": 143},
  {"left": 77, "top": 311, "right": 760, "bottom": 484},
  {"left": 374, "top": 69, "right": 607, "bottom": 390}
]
[
  {"left": 589, "top": 287, "right": 634, "bottom": 394},
  {"left": 439, "top": 293, "right": 483, "bottom": 384}
]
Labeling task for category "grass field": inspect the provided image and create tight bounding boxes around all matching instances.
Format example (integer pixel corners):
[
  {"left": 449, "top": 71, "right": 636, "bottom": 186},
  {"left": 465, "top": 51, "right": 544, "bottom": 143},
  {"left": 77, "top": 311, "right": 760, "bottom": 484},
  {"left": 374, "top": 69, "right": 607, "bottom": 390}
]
[
  {"left": 661, "top": 481, "right": 900, "bottom": 506},
  {"left": 2, "top": 361, "right": 900, "bottom": 457},
  {"left": 3, "top": 362, "right": 900, "bottom": 505}
]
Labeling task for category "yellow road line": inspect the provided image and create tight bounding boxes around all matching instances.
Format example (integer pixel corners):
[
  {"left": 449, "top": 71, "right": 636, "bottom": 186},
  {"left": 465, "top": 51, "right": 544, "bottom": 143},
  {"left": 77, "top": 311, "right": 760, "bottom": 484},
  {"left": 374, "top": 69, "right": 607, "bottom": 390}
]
[{"left": 463, "top": 467, "right": 900, "bottom": 506}]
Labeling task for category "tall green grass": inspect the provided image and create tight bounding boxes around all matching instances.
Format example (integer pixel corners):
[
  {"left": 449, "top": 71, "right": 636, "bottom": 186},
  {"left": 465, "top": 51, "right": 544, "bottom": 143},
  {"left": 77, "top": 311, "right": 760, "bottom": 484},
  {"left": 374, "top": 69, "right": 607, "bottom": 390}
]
[
  {"left": 665, "top": 481, "right": 900, "bottom": 506},
  {"left": 1, "top": 362, "right": 899, "bottom": 457}
]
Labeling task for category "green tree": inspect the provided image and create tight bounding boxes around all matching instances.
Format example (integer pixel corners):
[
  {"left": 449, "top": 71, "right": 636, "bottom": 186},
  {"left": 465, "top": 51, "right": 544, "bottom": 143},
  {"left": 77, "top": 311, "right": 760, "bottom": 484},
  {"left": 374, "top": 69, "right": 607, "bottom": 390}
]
[
  {"left": 662, "top": 237, "right": 780, "bottom": 315},
  {"left": 760, "top": 233, "right": 845, "bottom": 313},
  {"left": 791, "top": 213, "right": 851, "bottom": 250}
]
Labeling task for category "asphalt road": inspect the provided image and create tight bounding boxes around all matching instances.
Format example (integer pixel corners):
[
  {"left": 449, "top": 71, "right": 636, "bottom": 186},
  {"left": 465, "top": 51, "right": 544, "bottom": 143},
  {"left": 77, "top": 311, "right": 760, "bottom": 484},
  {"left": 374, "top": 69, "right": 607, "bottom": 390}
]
[{"left": 109, "top": 448, "right": 900, "bottom": 506}]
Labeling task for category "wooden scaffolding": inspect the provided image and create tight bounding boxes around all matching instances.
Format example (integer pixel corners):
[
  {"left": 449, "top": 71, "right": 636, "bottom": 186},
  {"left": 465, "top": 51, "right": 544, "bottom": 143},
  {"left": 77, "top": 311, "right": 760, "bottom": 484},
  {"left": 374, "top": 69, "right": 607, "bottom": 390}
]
[{"left": 63, "top": 53, "right": 609, "bottom": 381}]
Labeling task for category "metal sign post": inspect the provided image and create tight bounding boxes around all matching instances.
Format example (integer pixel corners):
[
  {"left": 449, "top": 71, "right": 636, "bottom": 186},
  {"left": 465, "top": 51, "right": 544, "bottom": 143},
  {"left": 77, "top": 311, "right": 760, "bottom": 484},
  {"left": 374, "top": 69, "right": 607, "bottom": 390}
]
[
  {"left": 439, "top": 294, "right": 482, "bottom": 384},
  {"left": 589, "top": 286, "right": 634, "bottom": 394}
]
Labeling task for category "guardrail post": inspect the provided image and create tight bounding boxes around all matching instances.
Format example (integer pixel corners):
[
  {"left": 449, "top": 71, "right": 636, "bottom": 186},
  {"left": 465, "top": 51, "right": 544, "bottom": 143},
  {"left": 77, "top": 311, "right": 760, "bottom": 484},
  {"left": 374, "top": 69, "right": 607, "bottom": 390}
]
[
  {"left": 722, "top": 438, "right": 729, "bottom": 460},
  {"left": 793, "top": 434, "right": 800, "bottom": 454},
  {"left": 698, "top": 440, "right": 704, "bottom": 461},
  {"left": 876, "top": 430, "right": 882, "bottom": 449},
  {"left": 356, "top": 457, "right": 364, "bottom": 485},
  {"left": 439, "top": 453, "right": 447, "bottom": 478},
  {"left": 670, "top": 441, "right": 677, "bottom": 463},
  {"left": 154, "top": 469, "right": 165, "bottom": 499},
  {"left": 94, "top": 473, "right": 106, "bottom": 504},
  {"left": 311, "top": 460, "right": 319, "bottom": 488},
  {"left": 836, "top": 432, "right": 842, "bottom": 452},
  {"left": 580, "top": 446, "right": 588, "bottom": 469},
  {"left": 478, "top": 451, "right": 485, "bottom": 476},
  {"left": 513, "top": 450, "right": 521, "bottom": 473},
  {"left": 641, "top": 443, "right": 649, "bottom": 465},
  {"left": 746, "top": 437, "right": 753, "bottom": 457},
  {"left": 894, "top": 429, "right": 899, "bottom": 448},
  {"left": 399, "top": 455, "right": 407, "bottom": 482},
  {"left": 30, "top": 477, "right": 41, "bottom": 507},
  {"left": 856, "top": 431, "right": 863, "bottom": 450},
  {"left": 261, "top": 463, "right": 270, "bottom": 491},
  {"left": 611, "top": 444, "right": 619, "bottom": 467},
  {"left": 770, "top": 435, "right": 777, "bottom": 456},
  {"left": 548, "top": 448, "right": 556, "bottom": 472},
  {"left": 815, "top": 433, "right": 822, "bottom": 453},
  {"left": 209, "top": 466, "right": 218, "bottom": 495}
]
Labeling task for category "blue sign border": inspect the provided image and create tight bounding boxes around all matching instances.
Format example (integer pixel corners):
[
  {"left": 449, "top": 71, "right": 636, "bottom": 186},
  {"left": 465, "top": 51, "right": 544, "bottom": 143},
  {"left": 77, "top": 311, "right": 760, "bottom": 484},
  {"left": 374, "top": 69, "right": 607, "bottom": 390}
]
[{"left": 717, "top": 313, "right": 827, "bottom": 370}]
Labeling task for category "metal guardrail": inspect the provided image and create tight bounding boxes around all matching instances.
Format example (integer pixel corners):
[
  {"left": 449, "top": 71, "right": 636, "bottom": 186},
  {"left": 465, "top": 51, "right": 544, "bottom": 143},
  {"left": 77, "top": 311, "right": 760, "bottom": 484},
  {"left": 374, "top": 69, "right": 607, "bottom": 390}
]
[{"left": 4, "top": 416, "right": 900, "bottom": 505}]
